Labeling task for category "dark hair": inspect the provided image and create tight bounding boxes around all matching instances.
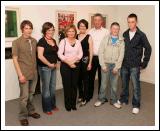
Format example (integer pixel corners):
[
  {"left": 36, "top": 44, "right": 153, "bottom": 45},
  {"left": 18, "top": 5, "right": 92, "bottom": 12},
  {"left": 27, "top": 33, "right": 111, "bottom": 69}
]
[
  {"left": 110, "top": 22, "right": 120, "bottom": 28},
  {"left": 65, "top": 24, "right": 77, "bottom": 38},
  {"left": 20, "top": 20, "right": 33, "bottom": 31},
  {"left": 128, "top": 13, "right": 138, "bottom": 21},
  {"left": 42, "top": 22, "right": 54, "bottom": 35},
  {"left": 93, "top": 13, "right": 103, "bottom": 19},
  {"left": 77, "top": 19, "right": 89, "bottom": 29}
]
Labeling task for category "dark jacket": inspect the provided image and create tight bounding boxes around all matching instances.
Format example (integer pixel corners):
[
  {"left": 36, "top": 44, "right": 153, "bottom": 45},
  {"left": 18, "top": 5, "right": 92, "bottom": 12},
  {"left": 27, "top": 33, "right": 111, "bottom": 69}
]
[{"left": 122, "top": 27, "right": 152, "bottom": 69}]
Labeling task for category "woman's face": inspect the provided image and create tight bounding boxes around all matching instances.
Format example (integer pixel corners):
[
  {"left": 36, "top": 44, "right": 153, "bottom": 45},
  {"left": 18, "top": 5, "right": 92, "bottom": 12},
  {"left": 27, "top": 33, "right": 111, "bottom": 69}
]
[
  {"left": 79, "top": 23, "right": 87, "bottom": 34},
  {"left": 67, "top": 28, "right": 76, "bottom": 38},
  {"left": 45, "top": 27, "right": 55, "bottom": 38}
]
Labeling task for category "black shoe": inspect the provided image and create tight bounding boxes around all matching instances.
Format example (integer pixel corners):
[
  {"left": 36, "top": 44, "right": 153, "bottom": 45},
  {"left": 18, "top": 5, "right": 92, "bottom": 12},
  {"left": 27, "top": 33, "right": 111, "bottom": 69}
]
[
  {"left": 66, "top": 108, "right": 71, "bottom": 112},
  {"left": 28, "top": 113, "right": 41, "bottom": 119},
  {"left": 72, "top": 107, "right": 77, "bottom": 110},
  {"left": 20, "top": 119, "right": 29, "bottom": 126},
  {"left": 77, "top": 98, "right": 82, "bottom": 104},
  {"left": 79, "top": 100, "right": 87, "bottom": 107}
]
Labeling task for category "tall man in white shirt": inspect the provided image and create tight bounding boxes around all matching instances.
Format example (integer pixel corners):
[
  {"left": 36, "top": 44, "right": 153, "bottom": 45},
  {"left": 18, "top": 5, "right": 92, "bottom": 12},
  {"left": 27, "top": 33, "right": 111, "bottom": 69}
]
[{"left": 88, "top": 13, "right": 109, "bottom": 102}]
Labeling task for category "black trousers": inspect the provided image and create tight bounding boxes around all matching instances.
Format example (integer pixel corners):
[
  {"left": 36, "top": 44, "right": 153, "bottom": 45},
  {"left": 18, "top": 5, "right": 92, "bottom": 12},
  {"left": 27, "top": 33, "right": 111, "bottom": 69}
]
[
  {"left": 60, "top": 62, "right": 79, "bottom": 110},
  {"left": 78, "top": 60, "right": 89, "bottom": 102},
  {"left": 88, "top": 56, "right": 101, "bottom": 100}
]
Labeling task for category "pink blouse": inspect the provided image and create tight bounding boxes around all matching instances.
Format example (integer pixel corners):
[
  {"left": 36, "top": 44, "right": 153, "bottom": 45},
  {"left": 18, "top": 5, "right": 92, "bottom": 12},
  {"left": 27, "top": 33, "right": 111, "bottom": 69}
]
[{"left": 58, "top": 38, "right": 83, "bottom": 62}]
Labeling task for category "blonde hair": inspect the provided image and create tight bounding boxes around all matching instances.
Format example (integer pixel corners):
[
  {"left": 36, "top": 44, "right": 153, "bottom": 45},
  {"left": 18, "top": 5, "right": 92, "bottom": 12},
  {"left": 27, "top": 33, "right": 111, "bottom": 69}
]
[{"left": 65, "top": 24, "right": 77, "bottom": 38}]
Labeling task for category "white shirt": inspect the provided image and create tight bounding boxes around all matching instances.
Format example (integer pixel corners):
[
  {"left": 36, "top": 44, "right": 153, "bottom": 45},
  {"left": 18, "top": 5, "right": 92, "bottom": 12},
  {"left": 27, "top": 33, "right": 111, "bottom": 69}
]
[
  {"left": 88, "top": 27, "right": 109, "bottom": 56},
  {"left": 129, "top": 30, "right": 136, "bottom": 40}
]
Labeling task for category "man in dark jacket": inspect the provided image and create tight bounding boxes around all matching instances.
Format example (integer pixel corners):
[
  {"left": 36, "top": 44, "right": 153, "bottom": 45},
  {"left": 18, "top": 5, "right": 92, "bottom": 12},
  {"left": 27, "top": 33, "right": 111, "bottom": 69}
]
[{"left": 118, "top": 13, "right": 152, "bottom": 114}]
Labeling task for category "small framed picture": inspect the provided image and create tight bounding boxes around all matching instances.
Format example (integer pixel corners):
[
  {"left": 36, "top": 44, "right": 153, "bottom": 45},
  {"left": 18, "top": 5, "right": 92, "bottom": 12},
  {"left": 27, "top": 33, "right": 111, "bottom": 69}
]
[{"left": 5, "top": 7, "right": 20, "bottom": 42}]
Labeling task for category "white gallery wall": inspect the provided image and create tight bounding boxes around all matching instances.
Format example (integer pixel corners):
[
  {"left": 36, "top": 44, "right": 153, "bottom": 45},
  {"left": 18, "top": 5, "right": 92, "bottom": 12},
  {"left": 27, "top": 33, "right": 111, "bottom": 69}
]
[{"left": 5, "top": 5, "right": 155, "bottom": 101}]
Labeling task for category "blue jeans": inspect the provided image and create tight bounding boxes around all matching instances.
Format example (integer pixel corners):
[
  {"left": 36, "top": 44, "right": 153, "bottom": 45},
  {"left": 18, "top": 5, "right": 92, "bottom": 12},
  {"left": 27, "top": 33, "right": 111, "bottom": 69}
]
[
  {"left": 98, "top": 64, "right": 119, "bottom": 104},
  {"left": 119, "top": 67, "right": 141, "bottom": 108},
  {"left": 38, "top": 66, "right": 57, "bottom": 112}
]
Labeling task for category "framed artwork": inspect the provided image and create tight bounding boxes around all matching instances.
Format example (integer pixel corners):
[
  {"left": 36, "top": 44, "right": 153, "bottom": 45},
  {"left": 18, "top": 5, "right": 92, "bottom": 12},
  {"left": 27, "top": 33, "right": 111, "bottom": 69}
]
[
  {"left": 56, "top": 10, "right": 77, "bottom": 42},
  {"left": 5, "top": 7, "right": 20, "bottom": 42},
  {"left": 89, "top": 13, "right": 108, "bottom": 28}
]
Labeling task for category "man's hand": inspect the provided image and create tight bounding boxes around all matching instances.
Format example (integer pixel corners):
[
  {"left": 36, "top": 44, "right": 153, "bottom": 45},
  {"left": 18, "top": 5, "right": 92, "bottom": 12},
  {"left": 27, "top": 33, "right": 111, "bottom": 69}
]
[
  {"left": 19, "top": 75, "right": 27, "bottom": 84},
  {"left": 112, "top": 68, "right": 118, "bottom": 75},
  {"left": 102, "top": 67, "right": 108, "bottom": 72}
]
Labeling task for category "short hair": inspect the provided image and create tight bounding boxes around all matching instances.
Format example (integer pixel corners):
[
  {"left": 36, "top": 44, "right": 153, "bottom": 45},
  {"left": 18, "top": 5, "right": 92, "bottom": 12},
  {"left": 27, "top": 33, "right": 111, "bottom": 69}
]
[
  {"left": 77, "top": 19, "right": 89, "bottom": 29},
  {"left": 110, "top": 22, "right": 120, "bottom": 28},
  {"left": 42, "top": 22, "right": 54, "bottom": 35},
  {"left": 128, "top": 13, "right": 138, "bottom": 21},
  {"left": 93, "top": 13, "right": 103, "bottom": 19},
  {"left": 20, "top": 20, "right": 33, "bottom": 31},
  {"left": 65, "top": 24, "right": 77, "bottom": 38}
]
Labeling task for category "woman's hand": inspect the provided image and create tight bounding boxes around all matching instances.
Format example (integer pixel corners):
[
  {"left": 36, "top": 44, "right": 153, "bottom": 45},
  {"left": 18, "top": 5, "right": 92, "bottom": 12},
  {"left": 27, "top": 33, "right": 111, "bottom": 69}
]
[
  {"left": 87, "top": 63, "right": 92, "bottom": 71},
  {"left": 48, "top": 63, "right": 56, "bottom": 69}
]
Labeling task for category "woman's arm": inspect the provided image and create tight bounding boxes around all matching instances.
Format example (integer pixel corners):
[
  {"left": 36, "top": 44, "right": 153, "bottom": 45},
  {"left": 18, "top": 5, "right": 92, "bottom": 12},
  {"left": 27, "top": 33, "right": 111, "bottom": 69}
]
[{"left": 87, "top": 36, "right": 93, "bottom": 70}]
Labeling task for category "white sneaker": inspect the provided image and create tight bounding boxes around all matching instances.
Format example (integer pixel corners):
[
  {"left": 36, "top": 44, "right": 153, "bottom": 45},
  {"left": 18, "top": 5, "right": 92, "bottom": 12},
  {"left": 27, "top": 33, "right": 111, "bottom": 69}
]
[
  {"left": 94, "top": 101, "right": 103, "bottom": 107},
  {"left": 132, "top": 108, "right": 140, "bottom": 114},
  {"left": 117, "top": 100, "right": 121, "bottom": 105},
  {"left": 113, "top": 103, "right": 121, "bottom": 109}
]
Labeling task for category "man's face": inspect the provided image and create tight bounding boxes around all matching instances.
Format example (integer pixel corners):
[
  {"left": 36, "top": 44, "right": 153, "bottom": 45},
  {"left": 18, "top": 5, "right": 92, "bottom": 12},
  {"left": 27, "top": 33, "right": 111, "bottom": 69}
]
[
  {"left": 110, "top": 25, "right": 120, "bottom": 36},
  {"left": 127, "top": 17, "right": 137, "bottom": 30},
  {"left": 93, "top": 16, "right": 103, "bottom": 29},
  {"left": 22, "top": 25, "right": 33, "bottom": 37}
]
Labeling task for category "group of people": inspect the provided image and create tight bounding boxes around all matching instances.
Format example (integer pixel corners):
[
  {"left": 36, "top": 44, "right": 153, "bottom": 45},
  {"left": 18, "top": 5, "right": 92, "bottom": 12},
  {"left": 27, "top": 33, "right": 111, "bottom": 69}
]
[{"left": 12, "top": 13, "right": 152, "bottom": 126}]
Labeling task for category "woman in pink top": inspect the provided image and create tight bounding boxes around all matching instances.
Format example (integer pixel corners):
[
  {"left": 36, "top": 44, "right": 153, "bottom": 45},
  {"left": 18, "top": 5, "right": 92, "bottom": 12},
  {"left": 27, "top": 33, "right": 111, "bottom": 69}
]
[{"left": 58, "top": 24, "right": 83, "bottom": 111}]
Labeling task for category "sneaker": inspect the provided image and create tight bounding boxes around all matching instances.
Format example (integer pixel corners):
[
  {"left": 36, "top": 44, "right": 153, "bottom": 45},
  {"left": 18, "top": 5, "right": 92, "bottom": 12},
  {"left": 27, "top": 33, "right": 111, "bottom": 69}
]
[
  {"left": 94, "top": 101, "right": 103, "bottom": 107},
  {"left": 117, "top": 100, "right": 128, "bottom": 105},
  {"left": 113, "top": 103, "right": 121, "bottom": 109},
  {"left": 132, "top": 108, "right": 140, "bottom": 114},
  {"left": 117, "top": 100, "right": 121, "bottom": 105}
]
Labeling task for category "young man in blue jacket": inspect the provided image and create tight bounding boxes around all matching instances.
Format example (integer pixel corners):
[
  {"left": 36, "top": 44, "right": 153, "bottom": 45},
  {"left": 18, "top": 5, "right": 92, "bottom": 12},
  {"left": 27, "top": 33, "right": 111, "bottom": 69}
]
[{"left": 118, "top": 13, "right": 152, "bottom": 114}]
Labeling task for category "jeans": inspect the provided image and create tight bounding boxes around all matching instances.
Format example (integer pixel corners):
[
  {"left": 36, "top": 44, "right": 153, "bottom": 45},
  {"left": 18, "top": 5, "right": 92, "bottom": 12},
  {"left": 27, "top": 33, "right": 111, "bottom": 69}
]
[
  {"left": 38, "top": 66, "right": 57, "bottom": 112},
  {"left": 19, "top": 74, "right": 37, "bottom": 120},
  {"left": 98, "top": 64, "right": 119, "bottom": 104},
  {"left": 119, "top": 67, "right": 141, "bottom": 108}
]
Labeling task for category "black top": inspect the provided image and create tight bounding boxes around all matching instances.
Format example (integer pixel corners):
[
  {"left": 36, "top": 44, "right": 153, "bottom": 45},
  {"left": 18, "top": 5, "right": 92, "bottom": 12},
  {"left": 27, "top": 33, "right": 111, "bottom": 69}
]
[
  {"left": 122, "top": 27, "right": 152, "bottom": 69},
  {"left": 76, "top": 34, "right": 90, "bottom": 57},
  {"left": 37, "top": 37, "right": 58, "bottom": 67}
]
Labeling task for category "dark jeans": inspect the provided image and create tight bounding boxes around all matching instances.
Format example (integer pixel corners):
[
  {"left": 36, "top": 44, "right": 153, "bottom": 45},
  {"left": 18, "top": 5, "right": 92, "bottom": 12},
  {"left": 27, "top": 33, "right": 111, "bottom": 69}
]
[
  {"left": 88, "top": 56, "right": 101, "bottom": 100},
  {"left": 38, "top": 66, "right": 57, "bottom": 112},
  {"left": 60, "top": 62, "right": 79, "bottom": 110},
  {"left": 119, "top": 67, "right": 141, "bottom": 108},
  {"left": 78, "top": 60, "right": 89, "bottom": 102}
]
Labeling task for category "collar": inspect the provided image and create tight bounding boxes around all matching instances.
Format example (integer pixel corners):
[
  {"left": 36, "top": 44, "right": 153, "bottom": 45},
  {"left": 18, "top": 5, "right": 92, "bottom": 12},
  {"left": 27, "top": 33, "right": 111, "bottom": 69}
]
[
  {"left": 93, "top": 26, "right": 104, "bottom": 31},
  {"left": 20, "top": 35, "right": 34, "bottom": 42}
]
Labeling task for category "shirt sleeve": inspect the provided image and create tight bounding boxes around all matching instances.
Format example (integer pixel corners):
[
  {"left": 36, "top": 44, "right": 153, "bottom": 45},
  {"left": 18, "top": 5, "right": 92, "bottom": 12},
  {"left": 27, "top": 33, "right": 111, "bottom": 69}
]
[
  {"left": 37, "top": 39, "right": 45, "bottom": 48},
  {"left": 57, "top": 39, "right": 67, "bottom": 61},
  {"left": 12, "top": 40, "right": 18, "bottom": 57}
]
